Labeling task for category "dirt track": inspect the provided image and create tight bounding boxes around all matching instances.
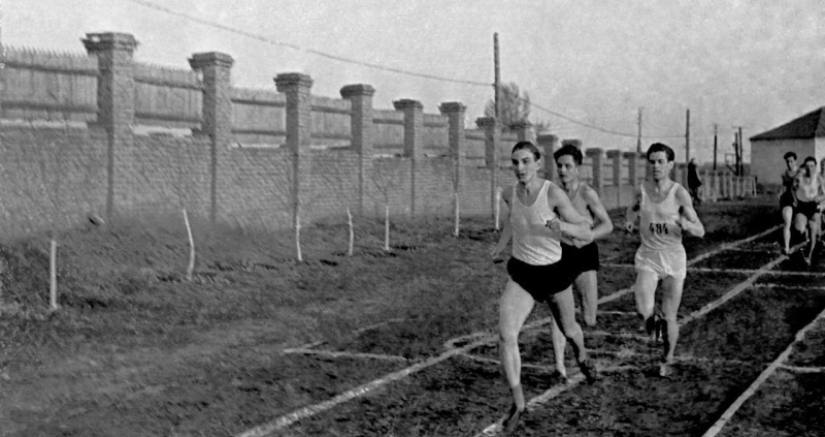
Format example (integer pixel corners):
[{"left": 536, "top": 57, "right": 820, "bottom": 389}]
[{"left": 2, "top": 200, "right": 825, "bottom": 436}]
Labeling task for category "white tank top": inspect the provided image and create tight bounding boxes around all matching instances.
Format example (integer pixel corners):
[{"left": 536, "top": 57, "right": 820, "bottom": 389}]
[
  {"left": 639, "top": 182, "right": 683, "bottom": 251},
  {"left": 510, "top": 180, "right": 562, "bottom": 265}
]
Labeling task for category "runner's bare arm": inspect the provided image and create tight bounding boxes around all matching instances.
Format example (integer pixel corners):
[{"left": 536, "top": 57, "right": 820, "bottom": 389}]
[
  {"left": 491, "top": 187, "right": 513, "bottom": 259},
  {"left": 583, "top": 186, "right": 614, "bottom": 241},
  {"left": 676, "top": 186, "right": 705, "bottom": 237},
  {"left": 548, "top": 184, "right": 593, "bottom": 242},
  {"left": 624, "top": 186, "right": 642, "bottom": 233}
]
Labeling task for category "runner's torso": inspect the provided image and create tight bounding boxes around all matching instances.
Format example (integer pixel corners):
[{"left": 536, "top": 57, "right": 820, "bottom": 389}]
[
  {"left": 639, "top": 181, "right": 683, "bottom": 251},
  {"left": 795, "top": 173, "right": 820, "bottom": 203},
  {"left": 510, "top": 180, "right": 562, "bottom": 265}
]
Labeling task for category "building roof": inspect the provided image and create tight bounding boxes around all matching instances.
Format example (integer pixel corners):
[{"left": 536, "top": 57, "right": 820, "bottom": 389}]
[{"left": 750, "top": 107, "right": 825, "bottom": 141}]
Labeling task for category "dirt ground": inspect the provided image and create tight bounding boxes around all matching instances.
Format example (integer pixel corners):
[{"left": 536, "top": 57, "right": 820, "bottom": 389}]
[{"left": 2, "top": 197, "right": 824, "bottom": 436}]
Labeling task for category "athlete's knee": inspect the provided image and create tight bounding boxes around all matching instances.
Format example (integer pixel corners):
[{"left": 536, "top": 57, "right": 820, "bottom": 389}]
[{"left": 499, "top": 329, "right": 519, "bottom": 346}]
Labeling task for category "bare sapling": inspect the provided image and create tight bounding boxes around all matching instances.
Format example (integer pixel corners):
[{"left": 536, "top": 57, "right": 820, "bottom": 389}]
[
  {"left": 296, "top": 211, "right": 303, "bottom": 262},
  {"left": 347, "top": 207, "right": 354, "bottom": 256},
  {"left": 182, "top": 207, "right": 195, "bottom": 281},
  {"left": 384, "top": 204, "right": 390, "bottom": 252},
  {"left": 494, "top": 187, "right": 501, "bottom": 231},
  {"left": 49, "top": 237, "right": 58, "bottom": 311},
  {"left": 453, "top": 190, "right": 460, "bottom": 237}
]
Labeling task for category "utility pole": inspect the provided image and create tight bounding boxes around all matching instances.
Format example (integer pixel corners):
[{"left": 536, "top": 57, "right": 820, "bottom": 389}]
[
  {"left": 738, "top": 126, "right": 744, "bottom": 176},
  {"left": 685, "top": 109, "right": 691, "bottom": 164},
  {"left": 731, "top": 125, "right": 744, "bottom": 176},
  {"left": 636, "top": 108, "right": 643, "bottom": 153},
  {"left": 492, "top": 32, "right": 501, "bottom": 224},
  {"left": 713, "top": 124, "right": 718, "bottom": 170}
]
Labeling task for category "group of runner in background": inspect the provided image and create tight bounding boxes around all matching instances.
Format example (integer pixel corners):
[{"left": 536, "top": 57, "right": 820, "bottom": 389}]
[
  {"left": 491, "top": 140, "right": 705, "bottom": 433},
  {"left": 779, "top": 152, "right": 825, "bottom": 265}
]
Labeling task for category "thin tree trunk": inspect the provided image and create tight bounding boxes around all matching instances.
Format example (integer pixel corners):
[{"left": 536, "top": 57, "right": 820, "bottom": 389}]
[
  {"left": 384, "top": 204, "right": 390, "bottom": 252},
  {"left": 494, "top": 187, "right": 501, "bottom": 230},
  {"left": 183, "top": 207, "right": 195, "bottom": 281},
  {"left": 296, "top": 212, "right": 303, "bottom": 262},
  {"left": 49, "top": 238, "right": 58, "bottom": 311},
  {"left": 453, "top": 190, "right": 460, "bottom": 237},
  {"left": 347, "top": 208, "right": 354, "bottom": 256}
]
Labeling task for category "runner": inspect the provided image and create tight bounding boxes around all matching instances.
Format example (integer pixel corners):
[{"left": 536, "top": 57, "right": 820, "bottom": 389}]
[
  {"left": 792, "top": 156, "right": 824, "bottom": 265},
  {"left": 625, "top": 143, "right": 705, "bottom": 377},
  {"left": 780, "top": 152, "right": 799, "bottom": 255},
  {"left": 544, "top": 144, "right": 614, "bottom": 380},
  {"left": 491, "top": 141, "right": 599, "bottom": 433}
]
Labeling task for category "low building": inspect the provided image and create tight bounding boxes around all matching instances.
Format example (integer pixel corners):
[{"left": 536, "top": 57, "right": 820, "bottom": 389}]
[{"left": 750, "top": 107, "right": 825, "bottom": 186}]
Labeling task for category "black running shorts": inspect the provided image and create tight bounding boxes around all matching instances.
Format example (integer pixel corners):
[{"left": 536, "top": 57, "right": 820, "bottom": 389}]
[
  {"left": 797, "top": 200, "right": 820, "bottom": 221},
  {"left": 507, "top": 256, "right": 575, "bottom": 302},
  {"left": 561, "top": 242, "right": 600, "bottom": 276}
]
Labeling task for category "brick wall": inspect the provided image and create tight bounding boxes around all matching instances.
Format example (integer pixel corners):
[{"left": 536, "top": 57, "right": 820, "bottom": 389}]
[{"left": 0, "top": 32, "right": 756, "bottom": 238}]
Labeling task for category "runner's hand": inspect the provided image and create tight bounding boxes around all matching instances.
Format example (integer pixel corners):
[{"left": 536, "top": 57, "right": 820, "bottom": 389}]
[
  {"left": 545, "top": 217, "right": 561, "bottom": 235},
  {"left": 624, "top": 221, "right": 636, "bottom": 234}
]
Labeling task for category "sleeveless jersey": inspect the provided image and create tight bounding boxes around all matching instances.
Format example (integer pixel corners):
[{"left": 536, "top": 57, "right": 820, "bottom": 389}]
[
  {"left": 781, "top": 169, "right": 797, "bottom": 195},
  {"left": 510, "top": 180, "right": 562, "bottom": 265},
  {"left": 639, "top": 182, "right": 683, "bottom": 251}
]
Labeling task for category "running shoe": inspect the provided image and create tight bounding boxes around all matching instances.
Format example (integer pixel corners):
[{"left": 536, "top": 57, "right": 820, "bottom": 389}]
[
  {"left": 502, "top": 403, "right": 524, "bottom": 433},
  {"left": 578, "top": 358, "right": 600, "bottom": 384},
  {"left": 659, "top": 361, "right": 673, "bottom": 377}
]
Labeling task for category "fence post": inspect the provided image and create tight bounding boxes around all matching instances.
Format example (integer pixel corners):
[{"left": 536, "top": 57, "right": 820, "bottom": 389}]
[
  {"left": 537, "top": 134, "right": 559, "bottom": 183},
  {"left": 585, "top": 148, "right": 604, "bottom": 196},
  {"left": 189, "top": 52, "right": 234, "bottom": 223},
  {"left": 275, "top": 73, "right": 314, "bottom": 229},
  {"left": 340, "top": 84, "right": 376, "bottom": 215},
  {"left": 83, "top": 32, "right": 138, "bottom": 222},
  {"left": 393, "top": 99, "right": 423, "bottom": 217},
  {"left": 624, "top": 151, "right": 639, "bottom": 187}
]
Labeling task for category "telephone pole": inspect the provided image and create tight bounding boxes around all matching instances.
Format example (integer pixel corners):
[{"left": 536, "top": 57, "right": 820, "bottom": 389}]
[
  {"left": 738, "top": 126, "right": 744, "bottom": 175},
  {"left": 713, "top": 124, "right": 718, "bottom": 170},
  {"left": 636, "top": 108, "right": 643, "bottom": 153},
  {"left": 492, "top": 33, "right": 501, "bottom": 223},
  {"left": 685, "top": 109, "right": 691, "bottom": 164}
]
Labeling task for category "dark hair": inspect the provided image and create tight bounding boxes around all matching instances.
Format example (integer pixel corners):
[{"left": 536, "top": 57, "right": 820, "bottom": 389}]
[
  {"left": 553, "top": 144, "right": 583, "bottom": 165},
  {"left": 646, "top": 142, "right": 675, "bottom": 162},
  {"left": 511, "top": 141, "right": 541, "bottom": 161},
  {"left": 804, "top": 156, "right": 817, "bottom": 166},
  {"left": 783, "top": 152, "right": 797, "bottom": 161}
]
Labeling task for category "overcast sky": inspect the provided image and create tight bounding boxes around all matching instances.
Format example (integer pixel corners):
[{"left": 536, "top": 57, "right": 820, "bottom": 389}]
[{"left": 4, "top": 0, "right": 824, "bottom": 163}]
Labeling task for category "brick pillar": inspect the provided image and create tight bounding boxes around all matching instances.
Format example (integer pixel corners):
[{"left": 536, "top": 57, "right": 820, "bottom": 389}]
[
  {"left": 83, "top": 32, "right": 138, "bottom": 221},
  {"left": 341, "top": 84, "right": 375, "bottom": 215},
  {"left": 440, "top": 102, "right": 466, "bottom": 165},
  {"left": 476, "top": 117, "right": 498, "bottom": 169},
  {"left": 393, "top": 99, "right": 424, "bottom": 217},
  {"left": 477, "top": 116, "right": 501, "bottom": 219},
  {"left": 510, "top": 121, "right": 534, "bottom": 143},
  {"left": 440, "top": 102, "right": 466, "bottom": 225},
  {"left": 562, "top": 139, "right": 582, "bottom": 150},
  {"left": 189, "top": 52, "right": 234, "bottom": 223},
  {"left": 585, "top": 148, "right": 604, "bottom": 195},
  {"left": 537, "top": 134, "right": 559, "bottom": 183},
  {"left": 624, "top": 151, "right": 639, "bottom": 187},
  {"left": 606, "top": 150, "right": 622, "bottom": 207},
  {"left": 275, "top": 73, "right": 314, "bottom": 228},
  {"left": 393, "top": 99, "right": 424, "bottom": 159}
]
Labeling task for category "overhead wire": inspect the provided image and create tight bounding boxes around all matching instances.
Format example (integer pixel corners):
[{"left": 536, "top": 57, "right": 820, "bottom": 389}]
[{"left": 120, "top": 0, "right": 685, "bottom": 139}]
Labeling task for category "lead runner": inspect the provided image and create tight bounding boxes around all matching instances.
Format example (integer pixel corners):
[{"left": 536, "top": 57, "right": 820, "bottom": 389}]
[{"left": 625, "top": 142, "right": 705, "bottom": 377}]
